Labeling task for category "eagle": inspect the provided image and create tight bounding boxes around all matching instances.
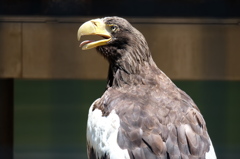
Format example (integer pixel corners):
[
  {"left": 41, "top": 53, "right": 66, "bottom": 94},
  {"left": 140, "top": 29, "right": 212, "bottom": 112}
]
[{"left": 77, "top": 17, "right": 217, "bottom": 159}]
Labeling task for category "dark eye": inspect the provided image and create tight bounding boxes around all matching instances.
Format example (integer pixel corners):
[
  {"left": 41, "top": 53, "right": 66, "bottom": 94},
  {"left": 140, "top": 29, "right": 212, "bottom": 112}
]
[{"left": 111, "top": 25, "right": 118, "bottom": 32}]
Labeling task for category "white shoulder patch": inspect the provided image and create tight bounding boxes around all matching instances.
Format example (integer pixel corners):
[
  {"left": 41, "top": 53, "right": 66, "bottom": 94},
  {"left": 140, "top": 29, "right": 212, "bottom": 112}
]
[
  {"left": 206, "top": 139, "right": 217, "bottom": 159},
  {"left": 87, "top": 99, "right": 130, "bottom": 159}
]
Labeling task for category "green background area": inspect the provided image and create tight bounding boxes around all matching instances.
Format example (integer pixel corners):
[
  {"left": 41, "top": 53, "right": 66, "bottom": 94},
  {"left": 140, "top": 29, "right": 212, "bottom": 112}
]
[{"left": 14, "top": 80, "right": 240, "bottom": 159}]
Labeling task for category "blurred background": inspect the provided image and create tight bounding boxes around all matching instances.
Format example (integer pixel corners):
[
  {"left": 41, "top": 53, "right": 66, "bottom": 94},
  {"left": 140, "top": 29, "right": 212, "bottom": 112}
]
[{"left": 0, "top": 0, "right": 240, "bottom": 159}]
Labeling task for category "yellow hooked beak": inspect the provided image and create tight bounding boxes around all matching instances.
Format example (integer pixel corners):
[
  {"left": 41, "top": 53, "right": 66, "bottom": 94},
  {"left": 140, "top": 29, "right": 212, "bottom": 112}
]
[{"left": 77, "top": 19, "right": 111, "bottom": 50}]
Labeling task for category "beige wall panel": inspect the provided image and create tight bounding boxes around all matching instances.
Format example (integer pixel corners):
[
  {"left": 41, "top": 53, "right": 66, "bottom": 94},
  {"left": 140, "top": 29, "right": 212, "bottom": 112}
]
[
  {"left": 225, "top": 27, "right": 240, "bottom": 80},
  {"left": 20, "top": 18, "right": 240, "bottom": 80},
  {"left": 134, "top": 24, "right": 240, "bottom": 80},
  {"left": 0, "top": 23, "right": 21, "bottom": 78},
  {"left": 22, "top": 23, "right": 108, "bottom": 79}
]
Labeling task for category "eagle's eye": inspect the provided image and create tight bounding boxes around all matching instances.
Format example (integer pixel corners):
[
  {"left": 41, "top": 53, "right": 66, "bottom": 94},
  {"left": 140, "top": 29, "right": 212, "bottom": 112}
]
[{"left": 110, "top": 25, "right": 118, "bottom": 32}]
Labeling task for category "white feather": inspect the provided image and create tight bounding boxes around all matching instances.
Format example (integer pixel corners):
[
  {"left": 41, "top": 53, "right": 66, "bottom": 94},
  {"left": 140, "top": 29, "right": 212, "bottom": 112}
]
[
  {"left": 87, "top": 99, "right": 130, "bottom": 159},
  {"left": 206, "top": 139, "right": 217, "bottom": 159}
]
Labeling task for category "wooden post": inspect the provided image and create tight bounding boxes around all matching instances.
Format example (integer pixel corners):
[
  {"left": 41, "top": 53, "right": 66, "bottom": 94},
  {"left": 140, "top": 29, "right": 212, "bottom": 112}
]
[{"left": 0, "top": 79, "right": 13, "bottom": 159}]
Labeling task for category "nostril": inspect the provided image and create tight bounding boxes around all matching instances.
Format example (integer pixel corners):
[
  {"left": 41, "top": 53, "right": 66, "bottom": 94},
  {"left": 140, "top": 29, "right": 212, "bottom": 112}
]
[{"left": 92, "top": 21, "right": 97, "bottom": 26}]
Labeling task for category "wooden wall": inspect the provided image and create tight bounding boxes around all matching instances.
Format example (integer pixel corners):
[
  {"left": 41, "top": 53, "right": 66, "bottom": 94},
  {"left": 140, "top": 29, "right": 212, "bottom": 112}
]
[{"left": 0, "top": 17, "right": 240, "bottom": 80}]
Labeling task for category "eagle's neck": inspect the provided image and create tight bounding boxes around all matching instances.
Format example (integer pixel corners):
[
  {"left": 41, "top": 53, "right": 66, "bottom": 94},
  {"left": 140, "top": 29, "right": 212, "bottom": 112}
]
[
  {"left": 99, "top": 31, "right": 161, "bottom": 88},
  {"left": 106, "top": 56, "right": 160, "bottom": 88}
]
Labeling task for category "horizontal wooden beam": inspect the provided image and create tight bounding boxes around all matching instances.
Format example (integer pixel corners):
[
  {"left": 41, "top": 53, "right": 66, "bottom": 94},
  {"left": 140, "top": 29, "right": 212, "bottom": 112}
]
[
  {"left": 1, "top": 16, "right": 240, "bottom": 24},
  {"left": 0, "top": 17, "right": 240, "bottom": 80}
]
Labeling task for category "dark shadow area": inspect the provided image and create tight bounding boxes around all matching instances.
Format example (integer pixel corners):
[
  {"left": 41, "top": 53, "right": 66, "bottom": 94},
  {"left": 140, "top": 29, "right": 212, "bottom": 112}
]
[
  {"left": 1, "top": 0, "right": 240, "bottom": 17},
  {"left": 14, "top": 79, "right": 240, "bottom": 159},
  {"left": 0, "top": 79, "right": 13, "bottom": 159},
  {"left": 14, "top": 79, "right": 105, "bottom": 159}
]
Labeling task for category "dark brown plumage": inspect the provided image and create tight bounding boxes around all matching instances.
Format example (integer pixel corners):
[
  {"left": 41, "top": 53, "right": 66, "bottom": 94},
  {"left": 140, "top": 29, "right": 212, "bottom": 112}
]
[{"left": 78, "top": 16, "right": 216, "bottom": 159}]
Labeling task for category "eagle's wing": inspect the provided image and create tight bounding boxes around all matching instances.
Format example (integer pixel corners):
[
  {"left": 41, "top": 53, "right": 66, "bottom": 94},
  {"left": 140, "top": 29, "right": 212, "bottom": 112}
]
[{"left": 116, "top": 89, "right": 216, "bottom": 159}]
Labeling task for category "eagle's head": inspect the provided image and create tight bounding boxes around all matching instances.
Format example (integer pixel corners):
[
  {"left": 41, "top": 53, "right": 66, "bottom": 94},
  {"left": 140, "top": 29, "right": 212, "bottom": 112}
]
[
  {"left": 77, "top": 17, "right": 159, "bottom": 87},
  {"left": 77, "top": 17, "right": 151, "bottom": 66}
]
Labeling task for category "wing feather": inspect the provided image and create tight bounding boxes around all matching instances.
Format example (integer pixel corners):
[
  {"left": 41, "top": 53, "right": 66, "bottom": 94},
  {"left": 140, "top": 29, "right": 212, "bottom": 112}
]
[
  {"left": 113, "top": 88, "right": 214, "bottom": 158},
  {"left": 92, "top": 82, "right": 215, "bottom": 159}
]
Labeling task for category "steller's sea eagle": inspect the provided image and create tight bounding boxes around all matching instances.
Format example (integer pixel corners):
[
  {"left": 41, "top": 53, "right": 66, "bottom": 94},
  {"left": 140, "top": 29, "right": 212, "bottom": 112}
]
[{"left": 77, "top": 17, "right": 217, "bottom": 159}]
